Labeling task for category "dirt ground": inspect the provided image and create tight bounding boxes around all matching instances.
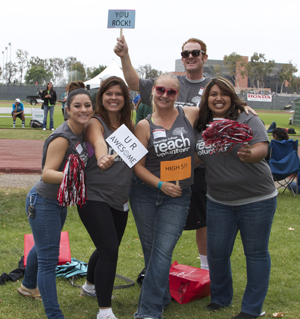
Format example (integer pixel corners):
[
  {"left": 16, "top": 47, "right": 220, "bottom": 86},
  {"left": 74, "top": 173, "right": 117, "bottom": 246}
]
[{"left": 0, "top": 174, "right": 40, "bottom": 189}]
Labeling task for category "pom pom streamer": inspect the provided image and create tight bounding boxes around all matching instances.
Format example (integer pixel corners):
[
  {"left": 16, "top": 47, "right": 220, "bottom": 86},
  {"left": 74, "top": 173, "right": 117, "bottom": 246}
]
[
  {"left": 202, "top": 119, "right": 253, "bottom": 154},
  {"left": 57, "top": 154, "right": 86, "bottom": 207}
]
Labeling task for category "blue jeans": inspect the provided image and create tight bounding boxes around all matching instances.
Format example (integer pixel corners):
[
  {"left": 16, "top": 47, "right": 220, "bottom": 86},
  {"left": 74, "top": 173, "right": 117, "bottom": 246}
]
[
  {"left": 22, "top": 187, "right": 67, "bottom": 319},
  {"left": 129, "top": 175, "right": 191, "bottom": 319},
  {"left": 43, "top": 105, "right": 54, "bottom": 129},
  {"left": 206, "top": 197, "right": 277, "bottom": 317}
]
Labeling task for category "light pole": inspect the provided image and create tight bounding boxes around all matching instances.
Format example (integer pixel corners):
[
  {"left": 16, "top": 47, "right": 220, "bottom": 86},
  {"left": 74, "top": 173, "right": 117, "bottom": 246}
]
[
  {"left": 2, "top": 51, "right": 4, "bottom": 79},
  {"left": 8, "top": 43, "right": 11, "bottom": 63}
]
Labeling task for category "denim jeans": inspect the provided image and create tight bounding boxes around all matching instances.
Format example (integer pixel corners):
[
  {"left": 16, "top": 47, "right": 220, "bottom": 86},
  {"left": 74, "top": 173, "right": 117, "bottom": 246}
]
[
  {"left": 206, "top": 196, "right": 277, "bottom": 317},
  {"left": 43, "top": 105, "right": 54, "bottom": 129},
  {"left": 22, "top": 187, "right": 67, "bottom": 319},
  {"left": 129, "top": 175, "right": 191, "bottom": 319}
]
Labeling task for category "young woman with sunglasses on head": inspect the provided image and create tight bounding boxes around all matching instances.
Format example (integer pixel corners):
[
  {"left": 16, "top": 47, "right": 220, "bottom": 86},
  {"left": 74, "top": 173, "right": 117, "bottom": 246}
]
[
  {"left": 194, "top": 78, "right": 277, "bottom": 319},
  {"left": 18, "top": 81, "right": 93, "bottom": 319},
  {"left": 77, "top": 76, "right": 134, "bottom": 319},
  {"left": 129, "top": 72, "right": 200, "bottom": 319}
]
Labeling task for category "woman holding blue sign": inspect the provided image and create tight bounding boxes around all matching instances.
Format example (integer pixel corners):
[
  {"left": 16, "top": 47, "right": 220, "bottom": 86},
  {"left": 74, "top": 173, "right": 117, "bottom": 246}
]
[
  {"left": 77, "top": 76, "right": 134, "bottom": 319},
  {"left": 129, "top": 72, "right": 199, "bottom": 319}
]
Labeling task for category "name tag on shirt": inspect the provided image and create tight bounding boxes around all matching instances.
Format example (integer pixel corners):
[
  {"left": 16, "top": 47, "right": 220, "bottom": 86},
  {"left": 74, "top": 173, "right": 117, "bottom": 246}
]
[
  {"left": 198, "top": 87, "right": 204, "bottom": 95},
  {"left": 75, "top": 142, "right": 83, "bottom": 154},
  {"left": 153, "top": 129, "right": 166, "bottom": 139}
]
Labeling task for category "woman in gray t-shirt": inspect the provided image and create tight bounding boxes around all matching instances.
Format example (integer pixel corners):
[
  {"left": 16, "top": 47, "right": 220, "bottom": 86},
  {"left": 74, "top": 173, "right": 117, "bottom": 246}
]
[
  {"left": 194, "top": 78, "right": 277, "bottom": 319},
  {"left": 18, "top": 82, "right": 93, "bottom": 319},
  {"left": 77, "top": 76, "right": 133, "bottom": 319},
  {"left": 129, "top": 73, "right": 200, "bottom": 319}
]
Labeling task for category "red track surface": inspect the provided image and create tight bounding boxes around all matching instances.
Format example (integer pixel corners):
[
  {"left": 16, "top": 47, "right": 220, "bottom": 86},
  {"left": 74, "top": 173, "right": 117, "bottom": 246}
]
[
  {"left": 0, "top": 139, "right": 43, "bottom": 174},
  {"left": 0, "top": 138, "right": 299, "bottom": 174}
]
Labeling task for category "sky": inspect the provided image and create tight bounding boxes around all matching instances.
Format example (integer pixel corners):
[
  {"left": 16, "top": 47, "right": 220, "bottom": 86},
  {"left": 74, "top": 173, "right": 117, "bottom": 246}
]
[{"left": 1, "top": 0, "right": 300, "bottom": 78}]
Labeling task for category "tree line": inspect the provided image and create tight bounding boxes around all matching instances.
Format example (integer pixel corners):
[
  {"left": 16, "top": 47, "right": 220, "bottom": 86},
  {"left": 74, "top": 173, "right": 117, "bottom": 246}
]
[
  {"left": 220, "top": 52, "right": 300, "bottom": 93},
  {"left": 0, "top": 49, "right": 162, "bottom": 87},
  {"left": 0, "top": 49, "right": 299, "bottom": 93}
]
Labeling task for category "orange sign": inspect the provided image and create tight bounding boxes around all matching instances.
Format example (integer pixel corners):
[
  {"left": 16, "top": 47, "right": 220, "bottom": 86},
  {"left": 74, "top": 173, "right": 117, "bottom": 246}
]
[{"left": 160, "top": 157, "right": 191, "bottom": 182}]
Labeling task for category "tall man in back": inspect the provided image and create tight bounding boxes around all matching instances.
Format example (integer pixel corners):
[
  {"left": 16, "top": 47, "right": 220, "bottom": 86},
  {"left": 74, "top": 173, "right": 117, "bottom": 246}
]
[{"left": 114, "top": 36, "right": 210, "bottom": 270}]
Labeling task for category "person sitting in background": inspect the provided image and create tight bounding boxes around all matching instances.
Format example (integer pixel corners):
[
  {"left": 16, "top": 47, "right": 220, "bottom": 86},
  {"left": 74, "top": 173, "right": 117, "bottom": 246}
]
[
  {"left": 272, "top": 127, "right": 289, "bottom": 141},
  {"left": 288, "top": 171, "right": 300, "bottom": 194},
  {"left": 265, "top": 127, "right": 289, "bottom": 161},
  {"left": 12, "top": 98, "right": 25, "bottom": 128},
  {"left": 267, "top": 121, "right": 276, "bottom": 133}
]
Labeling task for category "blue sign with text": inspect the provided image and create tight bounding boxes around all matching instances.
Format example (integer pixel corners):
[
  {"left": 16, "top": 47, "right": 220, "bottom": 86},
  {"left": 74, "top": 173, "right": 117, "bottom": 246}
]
[{"left": 107, "top": 10, "right": 136, "bottom": 29}]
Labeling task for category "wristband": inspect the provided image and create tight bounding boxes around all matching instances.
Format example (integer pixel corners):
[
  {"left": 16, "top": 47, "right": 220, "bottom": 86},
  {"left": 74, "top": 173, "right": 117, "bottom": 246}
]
[
  {"left": 97, "top": 156, "right": 105, "bottom": 167},
  {"left": 157, "top": 181, "right": 163, "bottom": 190}
]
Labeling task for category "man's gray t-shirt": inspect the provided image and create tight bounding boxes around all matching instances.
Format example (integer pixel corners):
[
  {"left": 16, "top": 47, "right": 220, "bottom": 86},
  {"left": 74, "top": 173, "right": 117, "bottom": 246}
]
[
  {"left": 139, "top": 75, "right": 210, "bottom": 108},
  {"left": 195, "top": 112, "right": 276, "bottom": 201}
]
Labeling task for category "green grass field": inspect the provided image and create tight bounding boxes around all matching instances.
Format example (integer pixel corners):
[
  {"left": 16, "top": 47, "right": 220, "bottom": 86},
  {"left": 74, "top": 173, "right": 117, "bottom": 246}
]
[{"left": 0, "top": 189, "right": 299, "bottom": 319}]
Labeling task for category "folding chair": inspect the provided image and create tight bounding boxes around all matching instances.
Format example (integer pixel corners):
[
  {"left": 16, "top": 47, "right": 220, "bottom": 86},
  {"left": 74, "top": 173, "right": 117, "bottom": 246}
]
[{"left": 268, "top": 139, "right": 300, "bottom": 195}]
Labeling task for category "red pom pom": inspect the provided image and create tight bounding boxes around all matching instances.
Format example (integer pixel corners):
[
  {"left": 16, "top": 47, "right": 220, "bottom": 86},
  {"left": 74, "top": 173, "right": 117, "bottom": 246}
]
[
  {"left": 57, "top": 154, "right": 86, "bottom": 207},
  {"left": 202, "top": 119, "right": 253, "bottom": 154}
]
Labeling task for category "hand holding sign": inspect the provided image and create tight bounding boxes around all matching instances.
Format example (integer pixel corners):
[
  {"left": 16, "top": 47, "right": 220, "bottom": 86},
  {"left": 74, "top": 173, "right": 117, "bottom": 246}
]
[
  {"left": 160, "top": 157, "right": 192, "bottom": 186},
  {"left": 97, "top": 153, "right": 118, "bottom": 171},
  {"left": 106, "top": 124, "right": 148, "bottom": 168}
]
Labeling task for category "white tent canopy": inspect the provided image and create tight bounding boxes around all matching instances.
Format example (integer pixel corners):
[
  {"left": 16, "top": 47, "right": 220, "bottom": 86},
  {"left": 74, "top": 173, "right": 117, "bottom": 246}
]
[{"left": 84, "top": 60, "right": 127, "bottom": 89}]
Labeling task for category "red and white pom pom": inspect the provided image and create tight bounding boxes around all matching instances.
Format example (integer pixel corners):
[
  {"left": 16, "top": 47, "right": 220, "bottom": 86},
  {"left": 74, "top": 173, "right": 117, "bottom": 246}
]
[
  {"left": 57, "top": 154, "right": 86, "bottom": 207},
  {"left": 202, "top": 119, "right": 253, "bottom": 154}
]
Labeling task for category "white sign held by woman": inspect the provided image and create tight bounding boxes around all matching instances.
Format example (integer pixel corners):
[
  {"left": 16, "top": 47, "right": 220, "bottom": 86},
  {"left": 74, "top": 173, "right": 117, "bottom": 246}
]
[{"left": 106, "top": 124, "right": 148, "bottom": 168}]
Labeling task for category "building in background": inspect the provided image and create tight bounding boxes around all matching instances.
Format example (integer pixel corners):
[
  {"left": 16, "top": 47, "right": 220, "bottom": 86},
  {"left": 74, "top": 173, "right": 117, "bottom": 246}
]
[{"left": 175, "top": 57, "right": 290, "bottom": 94}]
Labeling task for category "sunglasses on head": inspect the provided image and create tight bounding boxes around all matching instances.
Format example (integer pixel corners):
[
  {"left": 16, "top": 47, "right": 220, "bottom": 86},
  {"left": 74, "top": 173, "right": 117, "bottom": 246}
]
[
  {"left": 155, "top": 86, "right": 178, "bottom": 98},
  {"left": 181, "top": 49, "right": 205, "bottom": 58}
]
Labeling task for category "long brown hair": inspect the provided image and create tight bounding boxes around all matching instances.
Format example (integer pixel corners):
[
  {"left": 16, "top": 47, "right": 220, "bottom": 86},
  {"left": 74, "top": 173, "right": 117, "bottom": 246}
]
[
  {"left": 95, "top": 76, "right": 133, "bottom": 132},
  {"left": 46, "top": 82, "right": 54, "bottom": 93},
  {"left": 195, "top": 77, "right": 246, "bottom": 132}
]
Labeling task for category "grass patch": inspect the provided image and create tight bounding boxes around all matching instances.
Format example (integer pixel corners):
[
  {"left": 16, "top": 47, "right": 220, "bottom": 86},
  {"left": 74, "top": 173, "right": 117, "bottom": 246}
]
[
  {"left": 0, "top": 188, "right": 299, "bottom": 318},
  {"left": 0, "top": 101, "right": 136, "bottom": 140}
]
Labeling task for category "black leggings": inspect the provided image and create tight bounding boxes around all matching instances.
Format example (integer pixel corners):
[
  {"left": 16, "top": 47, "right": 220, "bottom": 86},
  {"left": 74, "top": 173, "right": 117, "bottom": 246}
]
[{"left": 77, "top": 201, "right": 128, "bottom": 307}]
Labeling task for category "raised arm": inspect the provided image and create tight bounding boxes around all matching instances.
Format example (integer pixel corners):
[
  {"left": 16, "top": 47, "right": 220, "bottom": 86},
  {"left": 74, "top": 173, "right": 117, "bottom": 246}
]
[{"left": 114, "top": 35, "right": 140, "bottom": 91}]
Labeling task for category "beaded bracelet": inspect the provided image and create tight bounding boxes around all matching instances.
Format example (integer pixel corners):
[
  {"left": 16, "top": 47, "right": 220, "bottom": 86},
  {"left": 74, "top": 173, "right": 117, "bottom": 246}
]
[
  {"left": 157, "top": 181, "right": 163, "bottom": 190},
  {"left": 97, "top": 156, "right": 105, "bottom": 167}
]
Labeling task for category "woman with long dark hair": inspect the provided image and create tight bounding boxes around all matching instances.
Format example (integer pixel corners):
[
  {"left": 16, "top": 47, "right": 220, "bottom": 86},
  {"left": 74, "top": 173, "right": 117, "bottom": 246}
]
[
  {"left": 42, "top": 82, "right": 57, "bottom": 130},
  {"left": 18, "top": 81, "right": 93, "bottom": 318},
  {"left": 78, "top": 76, "right": 134, "bottom": 319},
  {"left": 194, "top": 77, "right": 277, "bottom": 319}
]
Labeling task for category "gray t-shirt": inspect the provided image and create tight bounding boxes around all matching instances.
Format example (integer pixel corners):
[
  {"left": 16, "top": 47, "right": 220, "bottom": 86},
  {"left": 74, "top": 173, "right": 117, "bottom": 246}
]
[
  {"left": 84, "top": 116, "right": 133, "bottom": 211},
  {"left": 195, "top": 112, "right": 276, "bottom": 201},
  {"left": 35, "top": 121, "right": 88, "bottom": 200},
  {"left": 139, "top": 75, "right": 210, "bottom": 108},
  {"left": 145, "top": 107, "right": 195, "bottom": 188}
]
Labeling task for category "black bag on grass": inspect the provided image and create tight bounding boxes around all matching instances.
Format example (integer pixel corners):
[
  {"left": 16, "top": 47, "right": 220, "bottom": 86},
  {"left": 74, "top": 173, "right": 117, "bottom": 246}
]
[{"left": 30, "top": 119, "right": 43, "bottom": 128}]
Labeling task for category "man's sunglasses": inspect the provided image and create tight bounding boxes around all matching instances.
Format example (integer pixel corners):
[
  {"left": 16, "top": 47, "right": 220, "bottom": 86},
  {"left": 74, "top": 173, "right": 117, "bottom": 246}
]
[
  {"left": 181, "top": 49, "right": 205, "bottom": 58},
  {"left": 155, "top": 86, "right": 178, "bottom": 98}
]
